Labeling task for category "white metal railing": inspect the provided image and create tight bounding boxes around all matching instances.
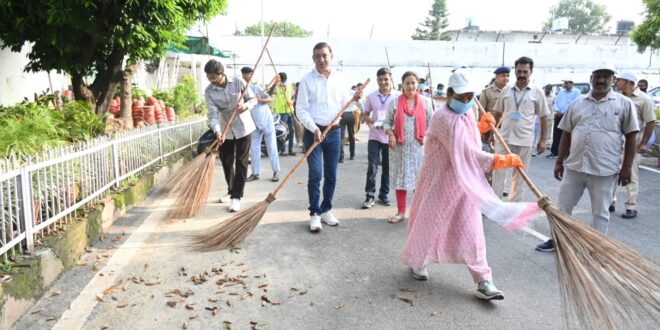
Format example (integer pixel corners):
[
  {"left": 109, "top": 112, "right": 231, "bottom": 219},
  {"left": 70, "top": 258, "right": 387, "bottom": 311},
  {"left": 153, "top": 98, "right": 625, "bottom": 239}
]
[{"left": 0, "top": 117, "right": 207, "bottom": 259}]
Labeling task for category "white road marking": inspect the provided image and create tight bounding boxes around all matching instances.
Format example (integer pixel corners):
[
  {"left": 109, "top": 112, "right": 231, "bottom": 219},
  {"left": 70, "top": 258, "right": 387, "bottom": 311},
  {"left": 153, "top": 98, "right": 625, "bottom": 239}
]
[
  {"left": 522, "top": 226, "right": 550, "bottom": 242},
  {"left": 52, "top": 197, "right": 171, "bottom": 330},
  {"left": 640, "top": 165, "right": 660, "bottom": 174}
]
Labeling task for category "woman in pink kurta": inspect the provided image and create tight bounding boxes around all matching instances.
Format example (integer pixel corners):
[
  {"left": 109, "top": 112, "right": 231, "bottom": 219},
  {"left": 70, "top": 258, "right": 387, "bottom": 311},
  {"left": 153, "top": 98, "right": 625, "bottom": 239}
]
[{"left": 402, "top": 70, "right": 540, "bottom": 300}]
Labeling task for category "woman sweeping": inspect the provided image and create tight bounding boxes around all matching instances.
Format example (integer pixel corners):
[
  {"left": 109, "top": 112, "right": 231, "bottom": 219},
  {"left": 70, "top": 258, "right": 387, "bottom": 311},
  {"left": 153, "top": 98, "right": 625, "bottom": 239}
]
[
  {"left": 384, "top": 71, "right": 433, "bottom": 224},
  {"left": 402, "top": 70, "right": 540, "bottom": 300}
]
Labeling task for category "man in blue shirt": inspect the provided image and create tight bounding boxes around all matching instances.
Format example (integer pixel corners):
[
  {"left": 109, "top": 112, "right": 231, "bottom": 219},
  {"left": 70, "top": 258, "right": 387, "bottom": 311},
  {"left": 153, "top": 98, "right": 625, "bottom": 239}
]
[{"left": 547, "top": 79, "right": 582, "bottom": 158}]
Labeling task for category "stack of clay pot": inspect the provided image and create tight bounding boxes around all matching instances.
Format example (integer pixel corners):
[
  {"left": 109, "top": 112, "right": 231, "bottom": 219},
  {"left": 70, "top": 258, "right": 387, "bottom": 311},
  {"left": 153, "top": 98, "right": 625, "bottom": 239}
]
[
  {"left": 144, "top": 96, "right": 158, "bottom": 125},
  {"left": 131, "top": 98, "right": 145, "bottom": 126},
  {"left": 165, "top": 106, "right": 176, "bottom": 122},
  {"left": 109, "top": 96, "right": 121, "bottom": 117},
  {"left": 155, "top": 99, "right": 167, "bottom": 125}
]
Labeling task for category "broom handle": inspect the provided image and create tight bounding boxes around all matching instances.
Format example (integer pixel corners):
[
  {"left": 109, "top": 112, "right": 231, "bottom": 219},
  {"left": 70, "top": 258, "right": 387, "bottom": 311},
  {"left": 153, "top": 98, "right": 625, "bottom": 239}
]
[
  {"left": 473, "top": 97, "right": 544, "bottom": 199},
  {"left": 265, "top": 48, "right": 296, "bottom": 114},
  {"left": 211, "top": 25, "right": 276, "bottom": 152},
  {"left": 272, "top": 78, "right": 371, "bottom": 196}
]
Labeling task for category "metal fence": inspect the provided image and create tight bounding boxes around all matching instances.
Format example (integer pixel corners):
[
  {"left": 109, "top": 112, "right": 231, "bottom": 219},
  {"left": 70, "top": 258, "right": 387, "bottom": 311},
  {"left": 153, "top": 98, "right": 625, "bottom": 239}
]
[{"left": 0, "top": 117, "right": 208, "bottom": 260}]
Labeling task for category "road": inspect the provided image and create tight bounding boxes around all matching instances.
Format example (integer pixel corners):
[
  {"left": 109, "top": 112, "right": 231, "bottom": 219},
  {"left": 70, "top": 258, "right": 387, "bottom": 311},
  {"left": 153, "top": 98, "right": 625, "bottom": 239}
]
[{"left": 14, "top": 129, "right": 660, "bottom": 330}]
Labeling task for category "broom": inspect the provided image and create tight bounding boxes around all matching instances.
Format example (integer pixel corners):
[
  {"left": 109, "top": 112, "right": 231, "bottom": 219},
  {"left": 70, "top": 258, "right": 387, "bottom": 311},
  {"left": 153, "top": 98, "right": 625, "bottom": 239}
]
[
  {"left": 474, "top": 98, "right": 660, "bottom": 329},
  {"left": 191, "top": 78, "right": 371, "bottom": 251},
  {"left": 164, "top": 26, "right": 276, "bottom": 220}
]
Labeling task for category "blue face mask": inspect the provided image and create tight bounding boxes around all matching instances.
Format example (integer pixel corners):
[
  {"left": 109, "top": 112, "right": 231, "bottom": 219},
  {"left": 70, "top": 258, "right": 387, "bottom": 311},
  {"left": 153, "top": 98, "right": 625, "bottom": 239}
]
[{"left": 449, "top": 98, "right": 474, "bottom": 115}]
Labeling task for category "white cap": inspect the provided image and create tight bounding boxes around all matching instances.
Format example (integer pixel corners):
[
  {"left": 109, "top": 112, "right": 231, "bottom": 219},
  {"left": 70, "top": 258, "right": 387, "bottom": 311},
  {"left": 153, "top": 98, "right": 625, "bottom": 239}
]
[
  {"left": 448, "top": 69, "right": 476, "bottom": 94},
  {"left": 617, "top": 71, "right": 637, "bottom": 83},
  {"left": 561, "top": 77, "right": 575, "bottom": 83},
  {"left": 592, "top": 63, "right": 616, "bottom": 75}
]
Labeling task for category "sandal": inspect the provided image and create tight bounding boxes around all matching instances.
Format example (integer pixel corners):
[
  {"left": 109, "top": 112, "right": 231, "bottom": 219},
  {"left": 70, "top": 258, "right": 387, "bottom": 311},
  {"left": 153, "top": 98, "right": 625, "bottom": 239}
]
[{"left": 388, "top": 214, "right": 405, "bottom": 224}]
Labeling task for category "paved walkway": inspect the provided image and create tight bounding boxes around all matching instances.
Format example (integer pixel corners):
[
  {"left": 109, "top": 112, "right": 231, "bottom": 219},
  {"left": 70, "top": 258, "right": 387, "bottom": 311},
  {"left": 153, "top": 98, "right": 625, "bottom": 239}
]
[{"left": 14, "top": 130, "right": 660, "bottom": 330}]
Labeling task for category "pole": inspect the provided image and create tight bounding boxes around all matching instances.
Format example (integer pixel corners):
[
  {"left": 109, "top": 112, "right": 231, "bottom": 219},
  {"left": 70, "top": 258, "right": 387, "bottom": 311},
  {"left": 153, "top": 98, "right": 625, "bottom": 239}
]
[{"left": 260, "top": 0, "right": 265, "bottom": 87}]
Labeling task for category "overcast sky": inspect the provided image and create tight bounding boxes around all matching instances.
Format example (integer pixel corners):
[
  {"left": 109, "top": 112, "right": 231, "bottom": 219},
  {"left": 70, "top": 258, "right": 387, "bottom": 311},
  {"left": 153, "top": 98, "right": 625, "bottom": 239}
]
[{"left": 206, "top": 0, "right": 647, "bottom": 40}]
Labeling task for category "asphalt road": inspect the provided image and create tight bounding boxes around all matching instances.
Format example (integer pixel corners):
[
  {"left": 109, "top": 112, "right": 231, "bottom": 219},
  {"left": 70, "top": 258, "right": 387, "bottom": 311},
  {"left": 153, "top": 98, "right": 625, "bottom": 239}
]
[{"left": 14, "top": 129, "right": 660, "bottom": 330}]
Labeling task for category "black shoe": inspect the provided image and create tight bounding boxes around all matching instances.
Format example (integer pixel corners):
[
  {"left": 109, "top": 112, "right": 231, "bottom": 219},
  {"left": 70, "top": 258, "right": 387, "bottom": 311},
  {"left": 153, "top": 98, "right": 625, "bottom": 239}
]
[
  {"left": 378, "top": 197, "right": 391, "bottom": 206},
  {"left": 608, "top": 204, "right": 615, "bottom": 212},
  {"left": 503, "top": 192, "right": 508, "bottom": 197},
  {"left": 246, "top": 174, "right": 260, "bottom": 182},
  {"left": 621, "top": 209, "right": 637, "bottom": 219},
  {"left": 350, "top": 155, "right": 354, "bottom": 160},
  {"left": 338, "top": 157, "right": 344, "bottom": 163},
  {"left": 536, "top": 239, "right": 556, "bottom": 252},
  {"left": 362, "top": 197, "right": 375, "bottom": 209},
  {"left": 546, "top": 153, "right": 557, "bottom": 159},
  {"left": 271, "top": 172, "right": 280, "bottom": 182},
  {"left": 288, "top": 150, "right": 296, "bottom": 156}
]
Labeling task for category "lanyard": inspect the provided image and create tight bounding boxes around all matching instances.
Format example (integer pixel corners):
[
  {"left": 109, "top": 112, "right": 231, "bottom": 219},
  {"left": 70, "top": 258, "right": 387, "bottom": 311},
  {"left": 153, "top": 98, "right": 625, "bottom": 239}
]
[
  {"left": 513, "top": 88, "right": 529, "bottom": 112},
  {"left": 377, "top": 94, "right": 390, "bottom": 106}
]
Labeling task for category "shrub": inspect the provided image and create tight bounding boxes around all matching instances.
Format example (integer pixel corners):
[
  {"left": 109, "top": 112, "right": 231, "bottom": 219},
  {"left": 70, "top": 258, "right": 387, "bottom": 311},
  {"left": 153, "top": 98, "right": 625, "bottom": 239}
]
[{"left": 171, "top": 75, "right": 198, "bottom": 118}]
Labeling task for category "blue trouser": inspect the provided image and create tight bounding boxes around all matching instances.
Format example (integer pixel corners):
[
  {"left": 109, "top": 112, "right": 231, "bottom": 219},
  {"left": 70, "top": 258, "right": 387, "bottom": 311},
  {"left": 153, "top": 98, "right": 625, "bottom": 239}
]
[
  {"left": 365, "top": 140, "right": 389, "bottom": 200},
  {"left": 250, "top": 125, "right": 280, "bottom": 175},
  {"left": 280, "top": 113, "right": 295, "bottom": 152},
  {"left": 304, "top": 128, "right": 340, "bottom": 215}
]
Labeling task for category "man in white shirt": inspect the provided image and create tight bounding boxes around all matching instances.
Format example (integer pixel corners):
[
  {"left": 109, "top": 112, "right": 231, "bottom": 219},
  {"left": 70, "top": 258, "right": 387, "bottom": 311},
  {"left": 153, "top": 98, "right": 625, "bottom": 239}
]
[{"left": 296, "top": 42, "right": 363, "bottom": 232}]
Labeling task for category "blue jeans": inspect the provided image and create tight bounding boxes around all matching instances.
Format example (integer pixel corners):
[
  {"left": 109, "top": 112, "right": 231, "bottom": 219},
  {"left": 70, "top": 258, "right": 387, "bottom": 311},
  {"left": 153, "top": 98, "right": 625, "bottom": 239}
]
[
  {"left": 365, "top": 140, "right": 389, "bottom": 200},
  {"left": 304, "top": 128, "right": 340, "bottom": 215},
  {"left": 280, "top": 113, "right": 295, "bottom": 152}
]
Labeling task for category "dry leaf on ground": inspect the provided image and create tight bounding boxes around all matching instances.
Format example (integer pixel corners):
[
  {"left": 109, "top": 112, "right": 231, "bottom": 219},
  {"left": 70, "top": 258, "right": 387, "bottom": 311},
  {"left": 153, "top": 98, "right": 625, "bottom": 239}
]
[
  {"left": 30, "top": 307, "right": 44, "bottom": 314},
  {"left": 397, "top": 296, "right": 414, "bottom": 306},
  {"left": 400, "top": 288, "right": 417, "bottom": 292},
  {"left": 96, "top": 294, "right": 105, "bottom": 302},
  {"left": 102, "top": 286, "right": 117, "bottom": 294},
  {"left": 185, "top": 304, "right": 195, "bottom": 310},
  {"left": 144, "top": 279, "right": 161, "bottom": 286},
  {"left": 205, "top": 306, "right": 220, "bottom": 316},
  {"left": 431, "top": 310, "right": 441, "bottom": 316},
  {"left": 335, "top": 304, "right": 344, "bottom": 309},
  {"left": 46, "top": 290, "right": 61, "bottom": 298}
]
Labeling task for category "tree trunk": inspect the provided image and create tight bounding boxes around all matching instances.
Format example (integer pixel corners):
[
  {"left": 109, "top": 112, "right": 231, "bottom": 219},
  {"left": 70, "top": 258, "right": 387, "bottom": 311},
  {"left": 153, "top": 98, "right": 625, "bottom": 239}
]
[
  {"left": 71, "top": 74, "right": 95, "bottom": 103},
  {"left": 91, "top": 46, "right": 125, "bottom": 116},
  {"left": 120, "top": 62, "right": 139, "bottom": 128}
]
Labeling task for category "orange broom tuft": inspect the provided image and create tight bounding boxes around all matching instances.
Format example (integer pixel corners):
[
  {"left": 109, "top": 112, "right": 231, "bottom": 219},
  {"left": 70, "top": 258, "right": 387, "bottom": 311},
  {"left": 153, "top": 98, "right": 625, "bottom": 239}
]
[
  {"left": 474, "top": 98, "right": 659, "bottom": 329},
  {"left": 163, "top": 26, "right": 276, "bottom": 221},
  {"left": 191, "top": 78, "right": 371, "bottom": 251}
]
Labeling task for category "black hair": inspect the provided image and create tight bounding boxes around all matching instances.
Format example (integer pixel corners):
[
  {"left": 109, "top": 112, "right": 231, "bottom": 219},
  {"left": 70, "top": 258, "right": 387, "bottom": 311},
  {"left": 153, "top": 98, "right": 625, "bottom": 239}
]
[
  {"left": 313, "top": 42, "right": 332, "bottom": 53},
  {"left": 279, "top": 72, "right": 287, "bottom": 82},
  {"left": 204, "top": 59, "right": 224, "bottom": 74},
  {"left": 401, "top": 71, "right": 419, "bottom": 82},
  {"left": 446, "top": 87, "right": 455, "bottom": 96},
  {"left": 376, "top": 67, "right": 391, "bottom": 77},
  {"left": 437, "top": 83, "right": 444, "bottom": 88},
  {"left": 514, "top": 56, "right": 534, "bottom": 70}
]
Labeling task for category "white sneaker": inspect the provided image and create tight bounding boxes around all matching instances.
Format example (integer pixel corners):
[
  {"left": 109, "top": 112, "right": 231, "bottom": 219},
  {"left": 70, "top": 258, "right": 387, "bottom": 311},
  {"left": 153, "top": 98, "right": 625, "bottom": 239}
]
[
  {"left": 229, "top": 198, "right": 240, "bottom": 212},
  {"left": 411, "top": 267, "right": 429, "bottom": 281},
  {"left": 320, "top": 211, "right": 339, "bottom": 226},
  {"left": 309, "top": 214, "right": 322, "bottom": 233},
  {"left": 475, "top": 280, "right": 504, "bottom": 300}
]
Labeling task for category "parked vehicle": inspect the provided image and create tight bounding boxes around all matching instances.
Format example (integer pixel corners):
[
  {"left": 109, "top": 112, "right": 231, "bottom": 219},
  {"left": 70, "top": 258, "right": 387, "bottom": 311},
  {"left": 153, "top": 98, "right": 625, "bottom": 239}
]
[
  {"left": 647, "top": 86, "right": 660, "bottom": 109},
  {"left": 551, "top": 82, "right": 591, "bottom": 96},
  {"left": 261, "top": 113, "right": 289, "bottom": 156}
]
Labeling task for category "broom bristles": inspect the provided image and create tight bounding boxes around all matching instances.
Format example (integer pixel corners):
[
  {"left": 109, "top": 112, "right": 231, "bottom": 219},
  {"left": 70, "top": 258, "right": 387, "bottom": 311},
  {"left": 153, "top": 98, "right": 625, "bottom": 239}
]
[
  {"left": 190, "top": 193, "right": 276, "bottom": 251},
  {"left": 166, "top": 153, "right": 217, "bottom": 220},
  {"left": 163, "top": 148, "right": 215, "bottom": 194},
  {"left": 541, "top": 200, "right": 660, "bottom": 329}
]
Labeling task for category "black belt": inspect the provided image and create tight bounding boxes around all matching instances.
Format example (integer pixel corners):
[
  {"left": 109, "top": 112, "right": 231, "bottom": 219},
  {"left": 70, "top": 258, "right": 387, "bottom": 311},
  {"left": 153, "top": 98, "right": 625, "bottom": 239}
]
[{"left": 315, "top": 124, "right": 340, "bottom": 132}]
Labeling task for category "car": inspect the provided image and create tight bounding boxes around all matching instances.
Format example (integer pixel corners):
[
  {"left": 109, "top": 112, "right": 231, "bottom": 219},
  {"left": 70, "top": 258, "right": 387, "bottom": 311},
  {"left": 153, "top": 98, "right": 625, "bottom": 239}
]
[
  {"left": 647, "top": 86, "right": 660, "bottom": 109},
  {"left": 551, "top": 82, "right": 591, "bottom": 96}
]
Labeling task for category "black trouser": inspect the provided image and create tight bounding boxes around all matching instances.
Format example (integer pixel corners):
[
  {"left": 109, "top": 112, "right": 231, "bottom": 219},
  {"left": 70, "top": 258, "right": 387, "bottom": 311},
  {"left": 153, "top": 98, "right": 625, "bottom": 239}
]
[
  {"left": 339, "top": 111, "right": 355, "bottom": 159},
  {"left": 219, "top": 135, "right": 251, "bottom": 199},
  {"left": 550, "top": 114, "right": 563, "bottom": 155},
  {"left": 365, "top": 140, "right": 389, "bottom": 200}
]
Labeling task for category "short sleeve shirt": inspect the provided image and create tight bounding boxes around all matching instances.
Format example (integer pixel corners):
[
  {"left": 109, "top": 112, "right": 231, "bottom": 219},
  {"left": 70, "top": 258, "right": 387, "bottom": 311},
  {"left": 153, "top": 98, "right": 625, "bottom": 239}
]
[
  {"left": 480, "top": 84, "right": 503, "bottom": 113},
  {"left": 628, "top": 89, "right": 656, "bottom": 143},
  {"left": 493, "top": 84, "right": 551, "bottom": 147},
  {"left": 558, "top": 91, "right": 640, "bottom": 176}
]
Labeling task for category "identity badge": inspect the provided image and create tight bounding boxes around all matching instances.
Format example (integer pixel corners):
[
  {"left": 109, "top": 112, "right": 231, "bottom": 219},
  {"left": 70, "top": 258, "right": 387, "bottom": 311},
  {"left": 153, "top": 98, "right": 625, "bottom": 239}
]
[{"left": 511, "top": 112, "right": 521, "bottom": 121}]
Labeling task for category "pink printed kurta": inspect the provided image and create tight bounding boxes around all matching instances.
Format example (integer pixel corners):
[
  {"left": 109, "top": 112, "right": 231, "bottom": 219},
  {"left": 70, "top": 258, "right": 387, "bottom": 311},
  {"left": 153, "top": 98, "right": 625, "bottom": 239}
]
[{"left": 402, "top": 105, "right": 539, "bottom": 269}]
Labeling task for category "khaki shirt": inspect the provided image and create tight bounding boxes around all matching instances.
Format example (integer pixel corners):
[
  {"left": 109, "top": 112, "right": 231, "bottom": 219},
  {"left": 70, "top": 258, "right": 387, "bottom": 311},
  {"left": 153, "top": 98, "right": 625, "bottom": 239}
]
[
  {"left": 493, "top": 84, "right": 551, "bottom": 147},
  {"left": 480, "top": 84, "right": 504, "bottom": 112},
  {"left": 628, "top": 88, "right": 656, "bottom": 143},
  {"left": 558, "top": 91, "right": 639, "bottom": 176}
]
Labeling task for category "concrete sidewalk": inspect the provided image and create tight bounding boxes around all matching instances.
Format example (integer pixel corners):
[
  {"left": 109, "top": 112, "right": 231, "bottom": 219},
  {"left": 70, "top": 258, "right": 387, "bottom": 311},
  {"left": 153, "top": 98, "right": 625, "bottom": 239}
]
[{"left": 14, "top": 129, "right": 659, "bottom": 330}]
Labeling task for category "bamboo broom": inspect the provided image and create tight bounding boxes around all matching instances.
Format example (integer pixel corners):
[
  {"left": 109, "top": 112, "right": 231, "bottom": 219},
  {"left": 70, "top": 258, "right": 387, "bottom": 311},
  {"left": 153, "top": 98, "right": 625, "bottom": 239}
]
[
  {"left": 191, "top": 78, "right": 371, "bottom": 251},
  {"left": 474, "top": 98, "right": 660, "bottom": 329},
  {"left": 164, "top": 26, "right": 276, "bottom": 220}
]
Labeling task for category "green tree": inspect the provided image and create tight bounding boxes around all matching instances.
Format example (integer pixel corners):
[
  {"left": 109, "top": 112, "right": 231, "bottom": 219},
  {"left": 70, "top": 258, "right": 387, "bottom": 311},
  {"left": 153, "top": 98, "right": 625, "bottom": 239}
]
[
  {"left": 631, "top": 0, "right": 660, "bottom": 52},
  {"left": 543, "top": 0, "right": 612, "bottom": 33},
  {"left": 0, "top": 1, "right": 227, "bottom": 115},
  {"left": 235, "top": 21, "right": 312, "bottom": 37},
  {"left": 412, "top": 0, "right": 451, "bottom": 41}
]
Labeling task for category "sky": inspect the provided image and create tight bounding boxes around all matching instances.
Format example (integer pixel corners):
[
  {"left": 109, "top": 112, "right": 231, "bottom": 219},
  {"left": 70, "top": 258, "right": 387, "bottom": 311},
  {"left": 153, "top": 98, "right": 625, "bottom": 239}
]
[{"left": 206, "top": 0, "right": 648, "bottom": 40}]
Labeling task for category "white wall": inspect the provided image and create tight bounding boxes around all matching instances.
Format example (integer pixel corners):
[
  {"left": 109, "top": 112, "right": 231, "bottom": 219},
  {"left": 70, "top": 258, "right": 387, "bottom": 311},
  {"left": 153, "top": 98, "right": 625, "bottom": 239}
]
[
  {"left": 206, "top": 36, "right": 660, "bottom": 95},
  {"left": 0, "top": 44, "right": 68, "bottom": 106}
]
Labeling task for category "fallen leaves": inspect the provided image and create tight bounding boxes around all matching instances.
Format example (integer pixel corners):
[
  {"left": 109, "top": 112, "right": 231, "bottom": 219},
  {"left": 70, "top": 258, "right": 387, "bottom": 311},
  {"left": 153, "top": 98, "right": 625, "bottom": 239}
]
[
  {"left": 167, "top": 299, "right": 184, "bottom": 308},
  {"left": 397, "top": 296, "right": 414, "bottom": 306},
  {"left": 185, "top": 303, "right": 195, "bottom": 310},
  {"left": 431, "top": 310, "right": 441, "bottom": 316},
  {"left": 205, "top": 306, "right": 220, "bottom": 316},
  {"left": 96, "top": 294, "right": 105, "bottom": 303},
  {"left": 144, "top": 279, "right": 161, "bottom": 286},
  {"left": 335, "top": 303, "right": 344, "bottom": 309},
  {"left": 400, "top": 288, "right": 417, "bottom": 292},
  {"left": 45, "top": 290, "right": 61, "bottom": 298},
  {"left": 31, "top": 306, "right": 44, "bottom": 314},
  {"left": 167, "top": 288, "right": 194, "bottom": 298},
  {"left": 102, "top": 286, "right": 117, "bottom": 295}
]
